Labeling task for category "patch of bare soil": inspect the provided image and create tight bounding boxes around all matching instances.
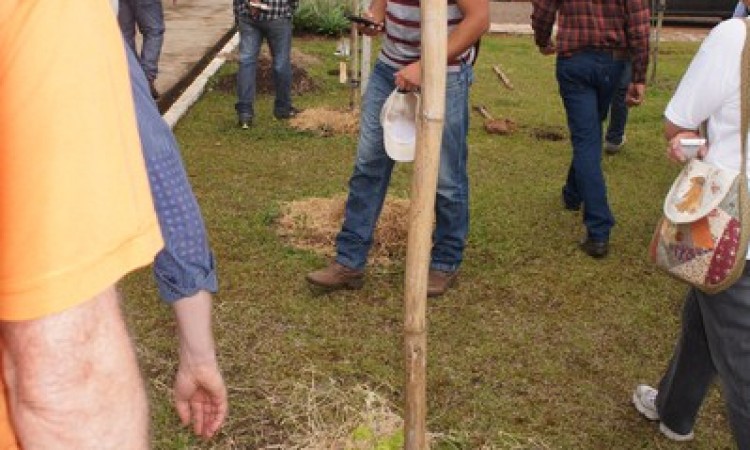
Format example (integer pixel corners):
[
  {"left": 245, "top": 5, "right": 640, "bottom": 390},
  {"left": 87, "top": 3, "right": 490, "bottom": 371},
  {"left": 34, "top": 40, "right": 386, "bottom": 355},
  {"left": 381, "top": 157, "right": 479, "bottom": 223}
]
[
  {"left": 530, "top": 126, "right": 567, "bottom": 141},
  {"left": 216, "top": 48, "right": 319, "bottom": 95},
  {"left": 275, "top": 196, "right": 410, "bottom": 266},
  {"left": 289, "top": 107, "right": 359, "bottom": 136}
]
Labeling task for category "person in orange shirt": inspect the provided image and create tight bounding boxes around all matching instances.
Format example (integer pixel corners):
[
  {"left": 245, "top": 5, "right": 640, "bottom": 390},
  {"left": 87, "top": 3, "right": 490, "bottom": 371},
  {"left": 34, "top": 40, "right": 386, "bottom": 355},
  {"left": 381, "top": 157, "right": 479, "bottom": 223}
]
[{"left": 0, "top": 0, "right": 163, "bottom": 447}]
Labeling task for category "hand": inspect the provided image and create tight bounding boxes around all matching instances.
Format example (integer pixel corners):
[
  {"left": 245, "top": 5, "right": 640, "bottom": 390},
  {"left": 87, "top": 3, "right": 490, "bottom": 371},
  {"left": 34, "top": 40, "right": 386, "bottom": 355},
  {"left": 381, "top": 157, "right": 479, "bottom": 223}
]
[
  {"left": 538, "top": 43, "right": 556, "bottom": 55},
  {"left": 173, "top": 360, "right": 228, "bottom": 439},
  {"left": 626, "top": 83, "right": 646, "bottom": 107},
  {"left": 394, "top": 61, "right": 421, "bottom": 91},
  {"left": 667, "top": 131, "right": 707, "bottom": 163},
  {"left": 357, "top": 10, "right": 384, "bottom": 36}
]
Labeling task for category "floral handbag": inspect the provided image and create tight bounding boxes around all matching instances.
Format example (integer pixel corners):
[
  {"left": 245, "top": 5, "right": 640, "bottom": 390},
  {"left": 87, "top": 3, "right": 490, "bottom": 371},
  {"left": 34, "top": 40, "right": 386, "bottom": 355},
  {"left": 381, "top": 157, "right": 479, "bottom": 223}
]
[{"left": 649, "top": 19, "right": 750, "bottom": 294}]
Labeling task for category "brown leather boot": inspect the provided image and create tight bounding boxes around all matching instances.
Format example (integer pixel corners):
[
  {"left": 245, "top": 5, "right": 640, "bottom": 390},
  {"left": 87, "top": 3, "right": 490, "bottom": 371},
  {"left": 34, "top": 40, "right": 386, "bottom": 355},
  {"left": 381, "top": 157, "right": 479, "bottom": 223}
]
[
  {"left": 306, "top": 262, "right": 364, "bottom": 290},
  {"left": 427, "top": 270, "right": 459, "bottom": 297}
]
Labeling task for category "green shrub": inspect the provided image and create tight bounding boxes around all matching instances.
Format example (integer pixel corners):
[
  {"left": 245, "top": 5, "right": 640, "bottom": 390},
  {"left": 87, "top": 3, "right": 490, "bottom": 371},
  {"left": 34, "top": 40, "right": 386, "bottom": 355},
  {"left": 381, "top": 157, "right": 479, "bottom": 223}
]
[{"left": 294, "top": 0, "right": 352, "bottom": 36}]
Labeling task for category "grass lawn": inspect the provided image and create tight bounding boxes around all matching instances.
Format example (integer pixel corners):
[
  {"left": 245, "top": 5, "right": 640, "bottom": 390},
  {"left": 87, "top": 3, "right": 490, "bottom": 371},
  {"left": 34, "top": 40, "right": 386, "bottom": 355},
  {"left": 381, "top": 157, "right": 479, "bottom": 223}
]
[{"left": 121, "top": 34, "right": 735, "bottom": 449}]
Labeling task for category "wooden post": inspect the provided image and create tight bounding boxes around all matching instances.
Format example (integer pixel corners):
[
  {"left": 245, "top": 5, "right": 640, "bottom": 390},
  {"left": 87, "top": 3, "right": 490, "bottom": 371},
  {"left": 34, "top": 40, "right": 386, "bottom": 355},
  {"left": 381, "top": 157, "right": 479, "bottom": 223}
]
[
  {"left": 648, "top": 0, "right": 666, "bottom": 84},
  {"left": 403, "top": 2, "right": 446, "bottom": 449},
  {"left": 349, "top": 0, "right": 361, "bottom": 110}
]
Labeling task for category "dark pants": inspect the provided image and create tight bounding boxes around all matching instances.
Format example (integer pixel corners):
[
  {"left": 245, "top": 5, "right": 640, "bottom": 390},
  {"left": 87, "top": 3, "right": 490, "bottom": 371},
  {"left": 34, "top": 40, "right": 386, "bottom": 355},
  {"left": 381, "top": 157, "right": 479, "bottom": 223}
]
[
  {"left": 656, "top": 267, "right": 750, "bottom": 448},
  {"left": 556, "top": 50, "right": 625, "bottom": 242}
]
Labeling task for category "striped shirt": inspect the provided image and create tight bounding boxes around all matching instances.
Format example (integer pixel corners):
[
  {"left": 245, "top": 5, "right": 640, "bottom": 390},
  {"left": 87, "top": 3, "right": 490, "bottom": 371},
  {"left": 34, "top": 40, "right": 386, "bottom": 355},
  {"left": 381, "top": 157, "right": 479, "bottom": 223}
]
[
  {"left": 233, "top": 0, "right": 298, "bottom": 21},
  {"left": 531, "top": 0, "right": 651, "bottom": 83},
  {"left": 379, "top": 0, "right": 473, "bottom": 72}
]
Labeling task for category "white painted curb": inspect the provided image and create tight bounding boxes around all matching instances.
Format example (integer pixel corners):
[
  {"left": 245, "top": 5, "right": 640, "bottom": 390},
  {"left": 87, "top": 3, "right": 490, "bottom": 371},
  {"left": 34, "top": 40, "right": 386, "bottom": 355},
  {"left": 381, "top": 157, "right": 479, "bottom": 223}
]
[{"left": 163, "top": 32, "right": 240, "bottom": 129}]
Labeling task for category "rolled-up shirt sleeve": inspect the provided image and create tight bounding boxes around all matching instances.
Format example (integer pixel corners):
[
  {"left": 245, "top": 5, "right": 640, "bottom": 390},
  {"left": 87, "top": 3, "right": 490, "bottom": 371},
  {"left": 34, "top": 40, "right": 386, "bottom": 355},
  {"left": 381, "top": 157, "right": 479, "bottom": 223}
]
[
  {"left": 625, "top": 0, "right": 652, "bottom": 84},
  {"left": 531, "top": 0, "right": 559, "bottom": 48}
]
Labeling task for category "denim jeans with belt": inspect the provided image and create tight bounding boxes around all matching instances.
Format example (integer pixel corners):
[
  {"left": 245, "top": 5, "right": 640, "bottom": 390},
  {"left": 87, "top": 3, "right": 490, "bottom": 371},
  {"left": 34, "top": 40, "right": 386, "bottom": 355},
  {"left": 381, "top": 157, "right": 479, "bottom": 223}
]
[
  {"left": 335, "top": 60, "right": 472, "bottom": 272},
  {"left": 118, "top": 0, "right": 164, "bottom": 81},
  {"left": 235, "top": 17, "right": 293, "bottom": 120},
  {"left": 656, "top": 267, "right": 750, "bottom": 448},
  {"left": 126, "top": 43, "right": 218, "bottom": 302},
  {"left": 556, "top": 50, "right": 625, "bottom": 242}
]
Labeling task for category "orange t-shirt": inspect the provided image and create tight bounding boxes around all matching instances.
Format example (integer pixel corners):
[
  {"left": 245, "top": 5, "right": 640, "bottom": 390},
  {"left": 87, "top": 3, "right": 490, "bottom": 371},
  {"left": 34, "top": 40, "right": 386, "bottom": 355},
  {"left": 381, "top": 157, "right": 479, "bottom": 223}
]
[{"left": 0, "top": 0, "right": 164, "bottom": 446}]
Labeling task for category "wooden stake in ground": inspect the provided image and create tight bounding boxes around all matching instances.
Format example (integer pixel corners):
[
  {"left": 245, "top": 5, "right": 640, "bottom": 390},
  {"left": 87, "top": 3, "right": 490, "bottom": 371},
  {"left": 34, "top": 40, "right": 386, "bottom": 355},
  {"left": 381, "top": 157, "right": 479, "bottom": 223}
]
[
  {"left": 648, "top": 0, "right": 666, "bottom": 84},
  {"left": 349, "top": 0, "right": 361, "bottom": 110},
  {"left": 492, "top": 64, "right": 514, "bottom": 90},
  {"left": 403, "top": 2, "right": 446, "bottom": 449}
]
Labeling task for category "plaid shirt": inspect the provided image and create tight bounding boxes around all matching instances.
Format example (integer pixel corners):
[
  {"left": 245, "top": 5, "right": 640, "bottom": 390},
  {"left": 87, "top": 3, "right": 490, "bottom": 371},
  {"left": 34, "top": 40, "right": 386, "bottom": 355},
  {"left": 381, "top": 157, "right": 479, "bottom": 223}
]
[
  {"left": 531, "top": 0, "right": 651, "bottom": 83},
  {"left": 233, "top": 0, "right": 298, "bottom": 21}
]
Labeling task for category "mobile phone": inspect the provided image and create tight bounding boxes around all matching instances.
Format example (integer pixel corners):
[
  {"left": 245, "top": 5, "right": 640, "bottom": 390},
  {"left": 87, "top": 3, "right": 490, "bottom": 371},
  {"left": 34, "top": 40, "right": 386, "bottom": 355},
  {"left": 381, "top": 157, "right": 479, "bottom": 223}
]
[
  {"left": 345, "top": 13, "right": 379, "bottom": 28},
  {"left": 679, "top": 138, "right": 706, "bottom": 159}
]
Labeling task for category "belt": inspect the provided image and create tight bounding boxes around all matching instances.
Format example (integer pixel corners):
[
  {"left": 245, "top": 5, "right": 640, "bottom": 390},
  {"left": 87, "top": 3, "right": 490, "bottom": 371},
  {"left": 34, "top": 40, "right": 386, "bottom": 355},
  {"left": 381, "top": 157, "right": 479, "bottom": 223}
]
[{"left": 601, "top": 48, "right": 629, "bottom": 60}]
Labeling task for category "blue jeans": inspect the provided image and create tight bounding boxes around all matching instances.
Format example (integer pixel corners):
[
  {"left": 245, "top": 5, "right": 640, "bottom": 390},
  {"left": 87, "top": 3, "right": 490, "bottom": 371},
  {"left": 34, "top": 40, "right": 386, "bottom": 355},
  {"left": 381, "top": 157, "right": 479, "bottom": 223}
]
[
  {"left": 235, "top": 17, "right": 293, "bottom": 119},
  {"left": 335, "top": 61, "right": 472, "bottom": 272},
  {"left": 655, "top": 268, "right": 750, "bottom": 448},
  {"left": 556, "top": 51, "right": 625, "bottom": 242},
  {"left": 605, "top": 60, "right": 632, "bottom": 145},
  {"left": 118, "top": 0, "right": 164, "bottom": 80},
  {"left": 126, "top": 43, "right": 218, "bottom": 302}
]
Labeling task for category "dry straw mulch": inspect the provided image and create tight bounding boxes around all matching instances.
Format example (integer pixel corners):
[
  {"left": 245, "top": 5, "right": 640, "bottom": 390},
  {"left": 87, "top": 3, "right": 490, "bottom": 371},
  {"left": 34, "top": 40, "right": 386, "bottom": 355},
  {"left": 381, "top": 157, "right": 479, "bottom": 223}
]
[
  {"left": 275, "top": 196, "right": 410, "bottom": 266},
  {"left": 289, "top": 107, "right": 359, "bottom": 136}
]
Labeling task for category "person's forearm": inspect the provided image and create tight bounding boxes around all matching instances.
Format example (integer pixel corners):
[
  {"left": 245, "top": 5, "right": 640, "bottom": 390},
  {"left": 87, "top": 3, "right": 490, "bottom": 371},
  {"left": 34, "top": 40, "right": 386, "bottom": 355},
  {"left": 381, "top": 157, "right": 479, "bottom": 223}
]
[
  {"left": 664, "top": 119, "right": 698, "bottom": 141},
  {"left": 367, "top": 0, "right": 387, "bottom": 21},
  {"left": 449, "top": 0, "right": 490, "bottom": 62},
  {"left": 173, "top": 290, "right": 217, "bottom": 366},
  {"left": 0, "top": 286, "right": 148, "bottom": 449}
]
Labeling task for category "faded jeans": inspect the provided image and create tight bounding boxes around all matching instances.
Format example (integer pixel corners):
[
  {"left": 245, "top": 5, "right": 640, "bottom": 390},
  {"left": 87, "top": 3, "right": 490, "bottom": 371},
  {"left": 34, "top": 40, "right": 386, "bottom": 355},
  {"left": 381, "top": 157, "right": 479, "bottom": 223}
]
[
  {"left": 655, "top": 268, "right": 750, "bottom": 448},
  {"left": 126, "top": 43, "right": 218, "bottom": 302},
  {"left": 335, "top": 60, "right": 472, "bottom": 273},
  {"left": 235, "top": 17, "right": 293, "bottom": 119},
  {"left": 119, "top": 0, "right": 164, "bottom": 81}
]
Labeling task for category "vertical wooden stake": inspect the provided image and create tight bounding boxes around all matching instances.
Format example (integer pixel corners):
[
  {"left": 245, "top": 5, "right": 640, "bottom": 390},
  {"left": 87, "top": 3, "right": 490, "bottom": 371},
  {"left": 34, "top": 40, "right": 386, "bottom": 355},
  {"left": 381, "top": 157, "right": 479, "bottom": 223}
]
[
  {"left": 403, "top": 2, "right": 446, "bottom": 449},
  {"left": 349, "top": 0, "right": 361, "bottom": 110}
]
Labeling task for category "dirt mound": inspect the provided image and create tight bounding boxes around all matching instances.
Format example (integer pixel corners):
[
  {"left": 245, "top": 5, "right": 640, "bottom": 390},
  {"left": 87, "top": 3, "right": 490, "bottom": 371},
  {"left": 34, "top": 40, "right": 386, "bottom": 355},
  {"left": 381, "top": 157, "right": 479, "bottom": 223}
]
[
  {"left": 275, "top": 196, "right": 410, "bottom": 265},
  {"left": 290, "top": 107, "right": 359, "bottom": 136},
  {"left": 216, "top": 48, "right": 319, "bottom": 95}
]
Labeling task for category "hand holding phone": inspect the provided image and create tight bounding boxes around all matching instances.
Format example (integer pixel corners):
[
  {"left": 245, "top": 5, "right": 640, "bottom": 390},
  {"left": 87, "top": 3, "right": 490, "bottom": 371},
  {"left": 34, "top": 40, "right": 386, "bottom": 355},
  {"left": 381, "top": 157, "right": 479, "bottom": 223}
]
[
  {"left": 679, "top": 138, "right": 706, "bottom": 160},
  {"left": 345, "top": 13, "right": 382, "bottom": 30}
]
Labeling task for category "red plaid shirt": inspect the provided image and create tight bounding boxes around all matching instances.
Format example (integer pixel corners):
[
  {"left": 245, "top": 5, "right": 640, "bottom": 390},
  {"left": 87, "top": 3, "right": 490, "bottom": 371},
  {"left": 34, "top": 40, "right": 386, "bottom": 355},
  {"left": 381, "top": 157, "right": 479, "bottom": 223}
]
[{"left": 531, "top": 0, "right": 651, "bottom": 83}]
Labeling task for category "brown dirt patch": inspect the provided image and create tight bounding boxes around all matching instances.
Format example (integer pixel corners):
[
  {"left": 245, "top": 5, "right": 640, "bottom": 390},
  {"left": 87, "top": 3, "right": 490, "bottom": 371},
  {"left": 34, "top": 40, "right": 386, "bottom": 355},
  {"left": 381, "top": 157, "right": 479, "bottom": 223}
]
[
  {"left": 275, "top": 196, "right": 410, "bottom": 266},
  {"left": 216, "top": 48, "right": 319, "bottom": 95},
  {"left": 289, "top": 107, "right": 359, "bottom": 136},
  {"left": 530, "top": 126, "right": 567, "bottom": 141}
]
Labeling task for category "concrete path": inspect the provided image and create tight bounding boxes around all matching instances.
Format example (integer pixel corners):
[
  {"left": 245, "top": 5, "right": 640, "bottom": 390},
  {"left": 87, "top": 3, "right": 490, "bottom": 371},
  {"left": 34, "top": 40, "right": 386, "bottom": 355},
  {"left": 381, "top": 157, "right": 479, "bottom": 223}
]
[{"left": 153, "top": 0, "right": 234, "bottom": 113}]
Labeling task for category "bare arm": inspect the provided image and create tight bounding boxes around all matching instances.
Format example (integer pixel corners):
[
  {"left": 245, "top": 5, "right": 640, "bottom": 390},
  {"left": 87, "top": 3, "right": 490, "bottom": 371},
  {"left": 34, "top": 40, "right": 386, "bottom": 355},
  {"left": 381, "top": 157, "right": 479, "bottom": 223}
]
[
  {"left": 172, "top": 290, "right": 227, "bottom": 439},
  {"left": 0, "top": 286, "right": 148, "bottom": 449}
]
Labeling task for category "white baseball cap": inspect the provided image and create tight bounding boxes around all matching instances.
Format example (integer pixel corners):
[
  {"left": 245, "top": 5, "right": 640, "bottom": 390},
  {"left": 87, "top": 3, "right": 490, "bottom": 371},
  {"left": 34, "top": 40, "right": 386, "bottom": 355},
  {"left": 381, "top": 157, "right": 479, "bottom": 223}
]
[{"left": 380, "top": 89, "right": 420, "bottom": 162}]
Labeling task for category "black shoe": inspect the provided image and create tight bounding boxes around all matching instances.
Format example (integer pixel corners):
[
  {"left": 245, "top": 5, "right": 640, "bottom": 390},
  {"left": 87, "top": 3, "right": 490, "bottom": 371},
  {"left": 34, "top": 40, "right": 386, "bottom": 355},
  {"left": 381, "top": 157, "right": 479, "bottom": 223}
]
[
  {"left": 562, "top": 188, "right": 581, "bottom": 211},
  {"left": 238, "top": 116, "right": 253, "bottom": 129},
  {"left": 274, "top": 106, "right": 301, "bottom": 120},
  {"left": 579, "top": 238, "right": 608, "bottom": 258}
]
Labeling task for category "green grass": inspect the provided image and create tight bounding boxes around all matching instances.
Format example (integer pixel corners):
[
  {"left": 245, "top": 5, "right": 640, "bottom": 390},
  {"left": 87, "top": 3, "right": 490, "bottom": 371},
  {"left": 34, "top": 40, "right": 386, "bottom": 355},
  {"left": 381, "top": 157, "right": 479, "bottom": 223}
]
[{"left": 121, "top": 35, "right": 736, "bottom": 448}]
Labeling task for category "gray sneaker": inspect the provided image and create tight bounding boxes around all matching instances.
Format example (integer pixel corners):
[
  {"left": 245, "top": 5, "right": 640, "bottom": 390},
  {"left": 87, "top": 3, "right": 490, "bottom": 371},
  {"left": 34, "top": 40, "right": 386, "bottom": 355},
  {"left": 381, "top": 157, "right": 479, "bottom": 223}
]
[
  {"left": 632, "top": 385, "right": 695, "bottom": 442},
  {"left": 604, "top": 135, "right": 626, "bottom": 154}
]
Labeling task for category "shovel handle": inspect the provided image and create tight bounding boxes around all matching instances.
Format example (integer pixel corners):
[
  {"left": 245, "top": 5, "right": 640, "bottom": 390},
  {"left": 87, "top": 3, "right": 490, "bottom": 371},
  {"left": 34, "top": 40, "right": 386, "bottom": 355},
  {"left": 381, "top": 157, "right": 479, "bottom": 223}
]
[{"left": 473, "top": 105, "right": 494, "bottom": 120}]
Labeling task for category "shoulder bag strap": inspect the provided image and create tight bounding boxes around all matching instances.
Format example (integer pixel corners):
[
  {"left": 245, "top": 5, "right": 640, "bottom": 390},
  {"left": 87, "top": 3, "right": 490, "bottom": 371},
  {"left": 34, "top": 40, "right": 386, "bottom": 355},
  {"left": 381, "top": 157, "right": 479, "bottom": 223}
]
[{"left": 741, "top": 19, "right": 750, "bottom": 175}]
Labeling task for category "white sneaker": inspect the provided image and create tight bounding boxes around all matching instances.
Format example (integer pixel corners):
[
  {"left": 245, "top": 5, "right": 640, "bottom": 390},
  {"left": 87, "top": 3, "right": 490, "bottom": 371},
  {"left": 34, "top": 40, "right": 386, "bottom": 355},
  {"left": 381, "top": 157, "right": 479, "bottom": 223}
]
[
  {"left": 632, "top": 384, "right": 659, "bottom": 420},
  {"left": 604, "top": 135, "right": 626, "bottom": 154},
  {"left": 632, "top": 385, "right": 695, "bottom": 442}
]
